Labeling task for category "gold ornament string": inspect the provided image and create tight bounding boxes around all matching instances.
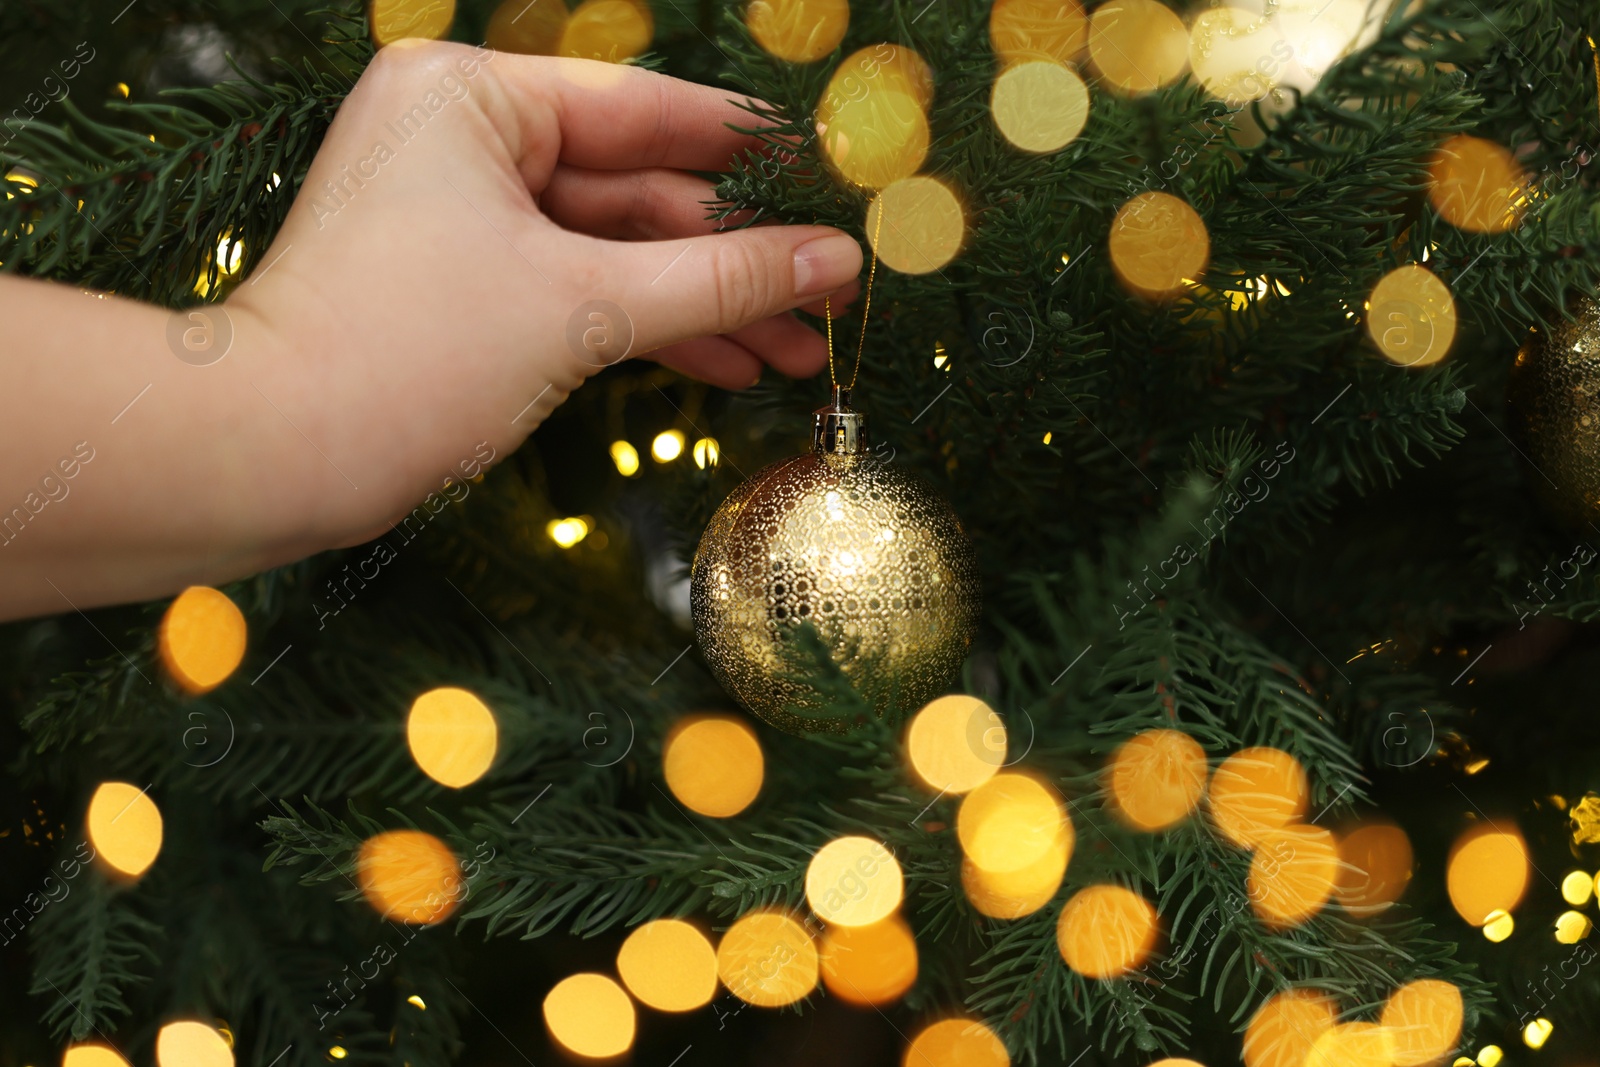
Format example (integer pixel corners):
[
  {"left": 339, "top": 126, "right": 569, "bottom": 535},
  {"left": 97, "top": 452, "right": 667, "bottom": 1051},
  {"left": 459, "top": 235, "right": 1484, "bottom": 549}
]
[
  {"left": 825, "top": 196, "right": 887, "bottom": 392},
  {"left": 1591, "top": 35, "right": 1600, "bottom": 129}
]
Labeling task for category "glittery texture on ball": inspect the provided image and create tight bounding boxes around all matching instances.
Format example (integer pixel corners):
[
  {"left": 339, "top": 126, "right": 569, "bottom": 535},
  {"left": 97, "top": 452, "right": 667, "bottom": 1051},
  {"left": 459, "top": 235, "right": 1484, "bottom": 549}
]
[
  {"left": 1507, "top": 296, "right": 1600, "bottom": 528},
  {"left": 689, "top": 450, "right": 981, "bottom": 734}
]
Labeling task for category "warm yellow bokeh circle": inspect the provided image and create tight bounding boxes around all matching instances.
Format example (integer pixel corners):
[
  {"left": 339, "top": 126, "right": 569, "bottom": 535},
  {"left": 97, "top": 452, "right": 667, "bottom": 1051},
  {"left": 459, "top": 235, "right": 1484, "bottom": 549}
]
[
  {"left": 1304, "top": 1021, "right": 1396, "bottom": 1067},
  {"left": 806, "top": 836, "right": 904, "bottom": 927},
  {"left": 1207, "top": 747, "right": 1308, "bottom": 848},
  {"left": 663, "top": 714, "right": 765, "bottom": 817},
  {"left": 903, "top": 1018, "right": 1010, "bottom": 1067},
  {"left": 542, "top": 973, "right": 636, "bottom": 1059},
  {"left": 1446, "top": 823, "right": 1530, "bottom": 925},
  {"left": 820, "top": 914, "right": 919, "bottom": 1006},
  {"left": 1109, "top": 192, "right": 1210, "bottom": 296},
  {"left": 357, "top": 829, "right": 463, "bottom": 924},
  {"left": 1088, "top": 0, "right": 1189, "bottom": 92},
  {"left": 990, "top": 0, "right": 1087, "bottom": 68},
  {"left": 1367, "top": 264, "right": 1457, "bottom": 368},
  {"left": 1243, "top": 988, "right": 1337, "bottom": 1067},
  {"left": 868, "top": 176, "right": 966, "bottom": 275},
  {"left": 958, "top": 772, "right": 1069, "bottom": 874},
  {"left": 906, "top": 694, "right": 1006, "bottom": 794},
  {"left": 407, "top": 686, "right": 498, "bottom": 788},
  {"left": 961, "top": 828, "right": 1070, "bottom": 919},
  {"left": 63, "top": 1045, "right": 132, "bottom": 1067},
  {"left": 1381, "top": 978, "right": 1464, "bottom": 1067},
  {"left": 747, "top": 0, "right": 849, "bottom": 64},
  {"left": 485, "top": 0, "right": 568, "bottom": 54},
  {"left": 1248, "top": 824, "right": 1340, "bottom": 929},
  {"left": 155, "top": 1022, "right": 233, "bottom": 1067},
  {"left": 1335, "top": 821, "right": 1413, "bottom": 915},
  {"left": 992, "top": 61, "right": 1090, "bottom": 154},
  {"left": 617, "top": 918, "right": 718, "bottom": 1012},
  {"left": 87, "top": 781, "right": 163, "bottom": 879},
  {"left": 370, "top": 0, "right": 456, "bottom": 47},
  {"left": 160, "top": 586, "right": 247, "bottom": 694},
  {"left": 1055, "top": 884, "right": 1159, "bottom": 978},
  {"left": 717, "top": 910, "right": 818, "bottom": 1007},
  {"left": 1107, "top": 728, "right": 1208, "bottom": 831},
  {"left": 1428, "top": 134, "right": 1526, "bottom": 234},
  {"left": 560, "top": 0, "right": 652, "bottom": 63},
  {"left": 819, "top": 87, "right": 930, "bottom": 191}
]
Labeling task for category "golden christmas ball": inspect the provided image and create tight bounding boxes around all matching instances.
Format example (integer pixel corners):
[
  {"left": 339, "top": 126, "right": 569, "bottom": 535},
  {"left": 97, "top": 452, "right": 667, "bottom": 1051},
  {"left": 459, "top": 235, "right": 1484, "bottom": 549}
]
[
  {"left": 690, "top": 389, "right": 981, "bottom": 734},
  {"left": 1507, "top": 295, "right": 1600, "bottom": 528}
]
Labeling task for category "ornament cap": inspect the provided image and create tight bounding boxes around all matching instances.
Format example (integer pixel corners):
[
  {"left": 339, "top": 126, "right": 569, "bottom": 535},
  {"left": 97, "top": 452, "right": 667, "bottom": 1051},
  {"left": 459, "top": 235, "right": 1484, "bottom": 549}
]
[{"left": 813, "top": 386, "right": 870, "bottom": 455}]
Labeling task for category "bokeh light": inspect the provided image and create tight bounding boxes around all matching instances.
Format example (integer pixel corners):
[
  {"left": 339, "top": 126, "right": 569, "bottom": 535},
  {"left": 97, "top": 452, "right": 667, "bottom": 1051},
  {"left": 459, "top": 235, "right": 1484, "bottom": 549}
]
[
  {"left": 693, "top": 437, "right": 720, "bottom": 469},
  {"left": 828, "top": 44, "right": 936, "bottom": 110},
  {"left": 559, "top": 0, "right": 652, "bottom": 63},
  {"left": 961, "top": 828, "right": 1070, "bottom": 919},
  {"left": 1560, "top": 869, "right": 1594, "bottom": 906},
  {"left": 906, "top": 694, "right": 1006, "bottom": 795},
  {"left": 1055, "top": 884, "right": 1159, "bottom": 979},
  {"left": 989, "top": 0, "right": 1086, "bottom": 68},
  {"left": 820, "top": 914, "right": 918, "bottom": 1006},
  {"left": 1087, "top": 0, "right": 1189, "bottom": 93},
  {"left": 991, "top": 61, "right": 1089, "bottom": 154},
  {"left": 1188, "top": 6, "right": 1287, "bottom": 105},
  {"left": 159, "top": 586, "right": 247, "bottom": 694},
  {"left": 958, "top": 772, "right": 1069, "bottom": 874},
  {"left": 1428, "top": 135, "right": 1527, "bottom": 234},
  {"left": 1249, "top": 824, "right": 1340, "bottom": 929},
  {"left": 652, "top": 429, "right": 685, "bottom": 462},
  {"left": 485, "top": 0, "right": 568, "bottom": 55},
  {"left": 903, "top": 1019, "right": 1010, "bottom": 1067},
  {"left": 87, "top": 782, "right": 162, "bottom": 879},
  {"left": 1522, "top": 1018, "right": 1553, "bottom": 1049},
  {"left": 1477, "top": 1045, "right": 1505, "bottom": 1066},
  {"left": 547, "top": 516, "right": 591, "bottom": 548},
  {"left": 746, "top": 0, "right": 849, "bottom": 64},
  {"left": 63, "top": 1044, "right": 132, "bottom": 1067},
  {"left": 663, "top": 714, "right": 764, "bottom": 818},
  {"left": 1107, "top": 728, "right": 1207, "bottom": 831},
  {"left": 1304, "top": 1021, "right": 1397, "bottom": 1067},
  {"left": 610, "top": 440, "right": 641, "bottom": 476},
  {"left": 357, "top": 829, "right": 463, "bottom": 924},
  {"left": 1148, "top": 1062, "right": 1205, "bottom": 1067},
  {"left": 155, "top": 1022, "right": 233, "bottom": 1067},
  {"left": 407, "top": 686, "right": 498, "bottom": 788},
  {"left": 1207, "top": 747, "right": 1308, "bottom": 849},
  {"left": 1381, "top": 979, "right": 1464, "bottom": 1067},
  {"left": 867, "top": 176, "right": 966, "bottom": 275},
  {"left": 1446, "top": 823, "right": 1530, "bottom": 926},
  {"left": 1243, "top": 988, "right": 1336, "bottom": 1067},
  {"left": 542, "top": 973, "right": 636, "bottom": 1059},
  {"left": 1481, "top": 908, "right": 1514, "bottom": 942},
  {"left": 1335, "top": 820, "right": 1414, "bottom": 915},
  {"left": 1367, "top": 264, "right": 1457, "bottom": 367},
  {"left": 806, "top": 836, "right": 904, "bottom": 927},
  {"left": 716, "top": 910, "right": 818, "bottom": 1007},
  {"left": 1554, "top": 909, "right": 1592, "bottom": 943},
  {"left": 616, "top": 918, "right": 718, "bottom": 1012},
  {"left": 370, "top": 0, "right": 455, "bottom": 46},
  {"left": 1109, "top": 192, "right": 1210, "bottom": 297},
  {"left": 818, "top": 84, "right": 930, "bottom": 191}
]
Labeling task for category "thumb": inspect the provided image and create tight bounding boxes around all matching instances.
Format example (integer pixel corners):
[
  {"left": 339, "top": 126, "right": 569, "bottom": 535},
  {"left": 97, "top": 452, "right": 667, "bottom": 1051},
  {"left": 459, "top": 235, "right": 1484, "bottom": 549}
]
[{"left": 608, "top": 225, "right": 863, "bottom": 357}]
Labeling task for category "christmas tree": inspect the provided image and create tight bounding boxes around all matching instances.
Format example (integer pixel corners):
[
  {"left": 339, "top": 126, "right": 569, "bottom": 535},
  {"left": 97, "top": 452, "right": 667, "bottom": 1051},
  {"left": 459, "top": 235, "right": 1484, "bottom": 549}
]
[{"left": 4, "top": 1, "right": 1600, "bottom": 1066}]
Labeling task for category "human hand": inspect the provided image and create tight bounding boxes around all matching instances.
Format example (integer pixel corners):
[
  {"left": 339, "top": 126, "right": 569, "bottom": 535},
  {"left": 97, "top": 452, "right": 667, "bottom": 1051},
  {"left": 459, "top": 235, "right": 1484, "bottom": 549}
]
[{"left": 230, "top": 41, "right": 863, "bottom": 546}]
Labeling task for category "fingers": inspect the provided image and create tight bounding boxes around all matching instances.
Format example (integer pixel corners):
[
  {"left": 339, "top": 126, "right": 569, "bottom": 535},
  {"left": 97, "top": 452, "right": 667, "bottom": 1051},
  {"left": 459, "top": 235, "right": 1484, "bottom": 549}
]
[
  {"left": 723, "top": 312, "right": 830, "bottom": 379},
  {"left": 498, "top": 55, "right": 772, "bottom": 172},
  {"left": 799, "top": 278, "right": 861, "bottom": 318},
  {"left": 651, "top": 335, "right": 763, "bottom": 391},
  {"left": 608, "top": 226, "right": 863, "bottom": 355},
  {"left": 541, "top": 166, "right": 720, "bottom": 240}
]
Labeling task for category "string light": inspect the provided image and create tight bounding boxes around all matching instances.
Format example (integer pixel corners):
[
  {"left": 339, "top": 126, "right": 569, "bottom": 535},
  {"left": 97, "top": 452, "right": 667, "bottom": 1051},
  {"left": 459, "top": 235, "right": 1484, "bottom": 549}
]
[
  {"left": 1367, "top": 264, "right": 1457, "bottom": 367},
  {"left": 1482, "top": 909, "right": 1514, "bottom": 942},
  {"left": 805, "top": 836, "right": 903, "bottom": 926},
  {"left": 989, "top": 0, "right": 1087, "bottom": 68},
  {"left": 1207, "top": 747, "right": 1308, "bottom": 848},
  {"left": 652, "top": 429, "right": 685, "bottom": 462},
  {"left": 1554, "top": 909, "right": 1591, "bottom": 943},
  {"left": 819, "top": 915, "right": 918, "bottom": 1006},
  {"left": 63, "top": 1045, "right": 132, "bottom": 1067},
  {"left": 546, "top": 517, "right": 590, "bottom": 548},
  {"left": 86, "top": 782, "right": 163, "bottom": 879},
  {"left": 991, "top": 61, "right": 1090, "bottom": 154},
  {"left": 905, "top": 694, "right": 1006, "bottom": 795},
  {"left": 406, "top": 687, "right": 498, "bottom": 788},
  {"left": 1560, "top": 869, "right": 1593, "bottom": 905},
  {"left": 326, "top": 1048, "right": 347, "bottom": 1060},
  {"left": 610, "top": 440, "right": 641, "bottom": 476},
  {"left": 867, "top": 176, "right": 965, "bottom": 275},
  {"left": 693, "top": 437, "right": 720, "bottom": 469},
  {"left": 1428, "top": 135, "right": 1526, "bottom": 234},
  {"left": 1447, "top": 824, "right": 1530, "bottom": 926},
  {"left": 155, "top": 1023, "right": 233, "bottom": 1067},
  {"left": 617, "top": 919, "right": 718, "bottom": 1011},
  {"left": 1522, "top": 1018, "right": 1553, "bottom": 1049},
  {"left": 1477, "top": 1046, "right": 1505, "bottom": 1067},
  {"left": 542, "top": 973, "right": 635, "bottom": 1058},
  {"left": 1107, "top": 728, "right": 1207, "bottom": 831},
  {"left": 958, "top": 772, "right": 1069, "bottom": 874},
  {"left": 1381, "top": 979, "right": 1463, "bottom": 1067},
  {"left": 1109, "top": 192, "right": 1210, "bottom": 297},
  {"left": 1335, "top": 820, "right": 1414, "bottom": 915},
  {"left": 1055, "top": 884, "right": 1158, "bottom": 978},
  {"left": 663, "top": 714, "right": 764, "bottom": 817},
  {"left": 159, "top": 586, "right": 247, "bottom": 694},
  {"left": 961, "top": 831, "right": 1069, "bottom": 919},
  {"left": 745, "top": 0, "right": 849, "bottom": 63},
  {"left": 1248, "top": 824, "right": 1340, "bottom": 929},
  {"left": 1087, "top": 0, "right": 1189, "bottom": 93},
  {"left": 716, "top": 910, "right": 817, "bottom": 1007},
  {"left": 903, "top": 1019, "right": 1010, "bottom": 1067},
  {"left": 1244, "top": 988, "right": 1336, "bottom": 1067},
  {"left": 357, "top": 830, "right": 462, "bottom": 925},
  {"left": 1304, "top": 1022, "right": 1397, "bottom": 1067},
  {"left": 406, "top": 995, "right": 426, "bottom": 1010}
]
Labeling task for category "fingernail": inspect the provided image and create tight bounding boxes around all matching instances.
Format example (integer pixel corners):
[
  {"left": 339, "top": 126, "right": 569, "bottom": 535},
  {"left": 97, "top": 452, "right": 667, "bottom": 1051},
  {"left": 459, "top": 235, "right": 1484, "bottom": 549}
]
[{"left": 793, "top": 234, "right": 862, "bottom": 301}]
